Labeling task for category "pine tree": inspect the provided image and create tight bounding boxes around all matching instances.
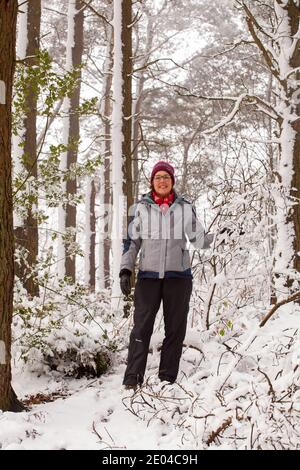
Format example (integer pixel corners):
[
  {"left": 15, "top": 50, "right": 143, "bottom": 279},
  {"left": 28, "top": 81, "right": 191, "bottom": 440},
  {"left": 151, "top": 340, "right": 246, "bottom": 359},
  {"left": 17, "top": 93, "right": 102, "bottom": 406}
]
[{"left": 0, "top": 0, "right": 24, "bottom": 413}]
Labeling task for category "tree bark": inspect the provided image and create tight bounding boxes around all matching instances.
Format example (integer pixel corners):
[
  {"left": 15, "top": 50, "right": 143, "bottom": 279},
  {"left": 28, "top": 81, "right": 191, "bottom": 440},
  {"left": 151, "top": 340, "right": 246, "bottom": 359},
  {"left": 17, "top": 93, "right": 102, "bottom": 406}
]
[
  {"left": 132, "top": 11, "right": 153, "bottom": 202},
  {"left": 0, "top": 0, "right": 25, "bottom": 412},
  {"left": 65, "top": 0, "right": 84, "bottom": 281},
  {"left": 122, "top": 0, "right": 133, "bottom": 316},
  {"left": 58, "top": 0, "right": 84, "bottom": 282},
  {"left": 132, "top": 73, "right": 145, "bottom": 202},
  {"left": 103, "top": 101, "right": 112, "bottom": 289},
  {"left": 275, "top": 1, "right": 300, "bottom": 292},
  {"left": 14, "top": 0, "right": 41, "bottom": 297},
  {"left": 289, "top": 1, "right": 300, "bottom": 276},
  {"left": 122, "top": 0, "right": 133, "bottom": 216},
  {"left": 111, "top": 0, "right": 133, "bottom": 309},
  {"left": 99, "top": 26, "right": 113, "bottom": 290},
  {"left": 85, "top": 178, "right": 96, "bottom": 291}
]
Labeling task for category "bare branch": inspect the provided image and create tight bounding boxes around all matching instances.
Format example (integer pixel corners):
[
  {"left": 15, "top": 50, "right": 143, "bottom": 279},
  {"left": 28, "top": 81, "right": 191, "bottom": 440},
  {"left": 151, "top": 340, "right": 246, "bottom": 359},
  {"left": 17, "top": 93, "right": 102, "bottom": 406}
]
[
  {"left": 258, "top": 367, "right": 276, "bottom": 401},
  {"left": 132, "top": 57, "right": 186, "bottom": 74},
  {"left": 43, "top": 7, "right": 67, "bottom": 17},
  {"left": 128, "top": 10, "right": 142, "bottom": 29},
  {"left": 81, "top": 0, "right": 112, "bottom": 27},
  {"left": 260, "top": 291, "right": 300, "bottom": 327},
  {"left": 200, "top": 39, "right": 256, "bottom": 59},
  {"left": 242, "top": 2, "right": 283, "bottom": 85},
  {"left": 37, "top": 99, "right": 63, "bottom": 150}
]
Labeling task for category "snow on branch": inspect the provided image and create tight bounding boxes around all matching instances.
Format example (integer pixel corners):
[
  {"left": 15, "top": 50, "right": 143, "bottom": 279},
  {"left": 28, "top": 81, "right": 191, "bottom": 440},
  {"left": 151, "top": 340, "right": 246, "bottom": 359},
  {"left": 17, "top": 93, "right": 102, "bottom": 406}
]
[
  {"left": 200, "top": 92, "right": 280, "bottom": 135},
  {"left": 177, "top": 87, "right": 279, "bottom": 120},
  {"left": 284, "top": 65, "right": 300, "bottom": 80}
]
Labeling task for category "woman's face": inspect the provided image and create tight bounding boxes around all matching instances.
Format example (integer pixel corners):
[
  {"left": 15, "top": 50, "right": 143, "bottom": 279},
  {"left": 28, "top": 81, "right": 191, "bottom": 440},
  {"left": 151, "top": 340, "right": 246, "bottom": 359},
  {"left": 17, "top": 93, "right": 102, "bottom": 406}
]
[{"left": 152, "top": 171, "right": 173, "bottom": 198}]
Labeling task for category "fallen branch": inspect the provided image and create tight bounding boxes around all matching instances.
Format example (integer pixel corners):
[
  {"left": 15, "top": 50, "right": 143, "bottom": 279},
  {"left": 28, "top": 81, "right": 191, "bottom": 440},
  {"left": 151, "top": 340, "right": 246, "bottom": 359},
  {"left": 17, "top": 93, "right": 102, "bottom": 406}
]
[
  {"left": 206, "top": 416, "right": 232, "bottom": 446},
  {"left": 260, "top": 291, "right": 300, "bottom": 327}
]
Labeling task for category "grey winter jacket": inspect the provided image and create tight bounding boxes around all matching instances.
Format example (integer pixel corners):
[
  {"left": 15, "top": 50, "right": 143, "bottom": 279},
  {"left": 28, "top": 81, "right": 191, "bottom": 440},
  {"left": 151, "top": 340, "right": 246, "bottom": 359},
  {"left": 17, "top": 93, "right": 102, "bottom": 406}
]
[{"left": 120, "top": 192, "right": 214, "bottom": 279}]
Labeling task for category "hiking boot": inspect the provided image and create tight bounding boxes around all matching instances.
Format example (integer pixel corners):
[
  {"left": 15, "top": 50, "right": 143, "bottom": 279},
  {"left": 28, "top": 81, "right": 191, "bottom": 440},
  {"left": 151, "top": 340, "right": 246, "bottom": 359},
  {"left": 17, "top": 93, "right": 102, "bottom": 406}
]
[
  {"left": 158, "top": 375, "right": 175, "bottom": 384},
  {"left": 124, "top": 384, "right": 138, "bottom": 391}
]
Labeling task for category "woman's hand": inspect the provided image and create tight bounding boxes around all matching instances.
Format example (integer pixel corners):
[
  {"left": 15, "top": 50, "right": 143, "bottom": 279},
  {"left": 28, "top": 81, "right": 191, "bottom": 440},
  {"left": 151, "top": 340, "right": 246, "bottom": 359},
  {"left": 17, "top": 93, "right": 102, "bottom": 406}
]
[{"left": 119, "top": 269, "right": 132, "bottom": 296}]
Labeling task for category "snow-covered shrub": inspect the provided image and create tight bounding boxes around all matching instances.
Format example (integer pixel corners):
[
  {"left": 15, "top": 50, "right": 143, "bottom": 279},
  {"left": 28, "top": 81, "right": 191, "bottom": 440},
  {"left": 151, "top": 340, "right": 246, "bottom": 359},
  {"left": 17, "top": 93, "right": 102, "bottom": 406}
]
[
  {"left": 13, "top": 279, "right": 118, "bottom": 378},
  {"left": 123, "top": 305, "right": 300, "bottom": 450}
]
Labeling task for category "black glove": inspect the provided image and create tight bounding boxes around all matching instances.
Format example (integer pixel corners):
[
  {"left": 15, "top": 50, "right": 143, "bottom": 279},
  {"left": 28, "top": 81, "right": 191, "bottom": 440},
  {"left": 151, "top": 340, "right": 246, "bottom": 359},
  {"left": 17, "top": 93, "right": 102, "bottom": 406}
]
[
  {"left": 119, "top": 269, "right": 132, "bottom": 296},
  {"left": 219, "top": 227, "right": 234, "bottom": 236}
]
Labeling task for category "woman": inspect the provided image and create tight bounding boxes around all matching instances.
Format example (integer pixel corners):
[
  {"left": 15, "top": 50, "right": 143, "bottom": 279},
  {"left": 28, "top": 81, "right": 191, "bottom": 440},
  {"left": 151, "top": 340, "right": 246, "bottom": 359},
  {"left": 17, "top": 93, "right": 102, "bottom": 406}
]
[{"left": 119, "top": 161, "right": 213, "bottom": 389}]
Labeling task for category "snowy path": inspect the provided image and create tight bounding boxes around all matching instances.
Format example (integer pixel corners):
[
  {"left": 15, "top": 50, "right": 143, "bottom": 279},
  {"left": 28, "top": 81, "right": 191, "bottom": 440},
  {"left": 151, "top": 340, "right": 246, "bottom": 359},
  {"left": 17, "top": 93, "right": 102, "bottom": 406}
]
[
  {"left": 0, "top": 363, "right": 169, "bottom": 450},
  {"left": 1, "top": 314, "right": 208, "bottom": 450}
]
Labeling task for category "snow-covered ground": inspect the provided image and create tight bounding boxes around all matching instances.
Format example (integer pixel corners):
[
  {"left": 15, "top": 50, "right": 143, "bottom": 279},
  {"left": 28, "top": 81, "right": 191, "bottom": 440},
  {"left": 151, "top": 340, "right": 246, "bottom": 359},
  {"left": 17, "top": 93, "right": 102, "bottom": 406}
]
[
  {"left": 2, "top": 365, "right": 162, "bottom": 450},
  {"left": 1, "top": 350, "right": 199, "bottom": 450},
  {"left": 2, "top": 301, "right": 300, "bottom": 450}
]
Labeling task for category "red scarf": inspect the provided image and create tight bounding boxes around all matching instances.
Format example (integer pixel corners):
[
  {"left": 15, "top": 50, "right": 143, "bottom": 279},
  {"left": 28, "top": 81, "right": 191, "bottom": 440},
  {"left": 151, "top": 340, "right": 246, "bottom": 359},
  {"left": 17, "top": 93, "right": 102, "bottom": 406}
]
[{"left": 152, "top": 190, "right": 175, "bottom": 208}]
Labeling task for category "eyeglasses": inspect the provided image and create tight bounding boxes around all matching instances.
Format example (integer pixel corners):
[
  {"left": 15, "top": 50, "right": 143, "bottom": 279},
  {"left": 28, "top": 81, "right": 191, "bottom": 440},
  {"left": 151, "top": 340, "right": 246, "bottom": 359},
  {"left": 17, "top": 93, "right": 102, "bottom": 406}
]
[{"left": 153, "top": 175, "right": 171, "bottom": 181}]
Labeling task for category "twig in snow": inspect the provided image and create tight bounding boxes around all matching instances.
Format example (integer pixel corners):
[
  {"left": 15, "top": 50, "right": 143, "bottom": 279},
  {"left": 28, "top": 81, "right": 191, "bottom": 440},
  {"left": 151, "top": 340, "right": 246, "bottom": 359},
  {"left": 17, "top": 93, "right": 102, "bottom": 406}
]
[
  {"left": 206, "top": 416, "right": 232, "bottom": 446},
  {"left": 92, "top": 421, "right": 102, "bottom": 441},
  {"left": 257, "top": 367, "right": 276, "bottom": 402}
]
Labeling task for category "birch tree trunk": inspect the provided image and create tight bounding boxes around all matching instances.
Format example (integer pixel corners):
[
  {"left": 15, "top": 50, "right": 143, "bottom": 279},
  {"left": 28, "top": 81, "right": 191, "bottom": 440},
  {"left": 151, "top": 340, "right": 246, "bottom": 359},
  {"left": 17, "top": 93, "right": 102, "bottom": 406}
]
[
  {"left": 58, "top": 0, "right": 84, "bottom": 282},
  {"left": 0, "top": 0, "right": 24, "bottom": 412},
  {"left": 14, "top": 0, "right": 41, "bottom": 297}
]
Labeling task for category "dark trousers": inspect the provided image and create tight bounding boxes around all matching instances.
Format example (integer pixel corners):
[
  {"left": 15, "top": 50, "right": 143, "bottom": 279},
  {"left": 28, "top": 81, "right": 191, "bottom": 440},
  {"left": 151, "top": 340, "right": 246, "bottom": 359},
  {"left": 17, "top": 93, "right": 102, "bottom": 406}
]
[{"left": 123, "top": 278, "right": 193, "bottom": 385}]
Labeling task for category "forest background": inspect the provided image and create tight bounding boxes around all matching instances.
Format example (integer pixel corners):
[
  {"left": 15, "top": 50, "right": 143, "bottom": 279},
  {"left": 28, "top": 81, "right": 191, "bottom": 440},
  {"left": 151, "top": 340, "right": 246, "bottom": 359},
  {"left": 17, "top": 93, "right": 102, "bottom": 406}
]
[{"left": 0, "top": 0, "right": 300, "bottom": 450}]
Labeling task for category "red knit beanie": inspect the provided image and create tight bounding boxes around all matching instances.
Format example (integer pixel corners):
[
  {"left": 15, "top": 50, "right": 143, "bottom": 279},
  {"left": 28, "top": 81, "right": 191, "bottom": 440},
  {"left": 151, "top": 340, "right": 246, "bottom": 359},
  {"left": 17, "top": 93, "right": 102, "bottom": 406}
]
[{"left": 150, "top": 161, "right": 175, "bottom": 184}]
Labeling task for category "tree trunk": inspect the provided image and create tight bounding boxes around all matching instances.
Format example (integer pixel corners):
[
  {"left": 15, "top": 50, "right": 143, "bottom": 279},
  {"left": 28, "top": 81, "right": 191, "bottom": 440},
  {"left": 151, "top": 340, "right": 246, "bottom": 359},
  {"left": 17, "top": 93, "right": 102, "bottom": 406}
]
[
  {"left": 0, "top": 0, "right": 25, "bottom": 412},
  {"left": 65, "top": 0, "right": 84, "bottom": 281},
  {"left": 103, "top": 105, "right": 112, "bottom": 289},
  {"left": 85, "top": 177, "right": 96, "bottom": 291},
  {"left": 265, "top": 72, "right": 278, "bottom": 304},
  {"left": 111, "top": 0, "right": 133, "bottom": 309},
  {"left": 132, "top": 12, "right": 153, "bottom": 202},
  {"left": 181, "top": 141, "right": 189, "bottom": 194},
  {"left": 98, "top": 25, "right": 113, "bottom": 290},
  {"left": 58, "top": 0, "right": 84, "bottom": 282},
  {"left": 14, "top": 0, "right": 41, "bottom": 298},
  {"left": 132, "top": 74, "right": 145, "bottom": 202},
  {"left": 122, "top": 0, "right": 133, "bottom": 220},
  {"left": 122, "top": 0, "right": 133, "bottom": 316},
  {"left": 244, "top": 1, "right": 300, "bottom": 297},
  {"left": 273, "top": 1, "right": 300, "bottom": 294},
  {"left": 289, "top": 3, "right": 300, "bottom": 277}
]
